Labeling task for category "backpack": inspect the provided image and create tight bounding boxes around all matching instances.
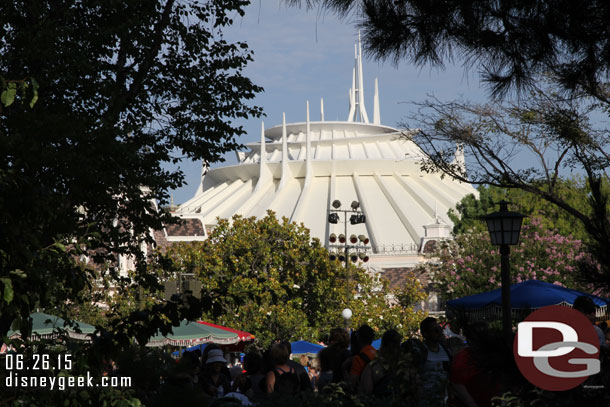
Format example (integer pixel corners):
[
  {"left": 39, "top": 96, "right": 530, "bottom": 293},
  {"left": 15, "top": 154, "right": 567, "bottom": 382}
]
[{"left": 273, "top": 366, "right": 301, "bottom": 395}]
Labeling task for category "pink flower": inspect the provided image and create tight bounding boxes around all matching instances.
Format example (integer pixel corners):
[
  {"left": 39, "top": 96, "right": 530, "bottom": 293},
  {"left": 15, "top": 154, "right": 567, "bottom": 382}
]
[{"left": 456, "top": 275, "right": 461, "bottom": 281}]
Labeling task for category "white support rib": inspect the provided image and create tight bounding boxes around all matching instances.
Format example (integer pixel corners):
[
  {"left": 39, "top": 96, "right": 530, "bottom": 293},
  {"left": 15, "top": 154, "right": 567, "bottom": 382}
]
[
  {"left": 305, "top": 101, "right": 312, "bottom": 187},
  {"left": 197, "top": 180, "right": 247, "bottom": 218},
  {"left": 324, "top": 171, "right": 337, "bottom": 246},
  {"left": 320, "top": 98, "right": 325, "bottom": 122},
  {"left": 392, "top": 172, "right": 436, "bottom": 218},
  {"left": 254, "top": 121, "right": 272, "bottom": 194},
  {"left": 352, "top": 172, "right": 380, "bottom": 247},
  {"left": 278, "top": 113, "right": 291, "bottom": 190},
  {"left": 374, "top": 173, "right": 420, "bottom": 243},
  {"left": 233, "top": 179, "right": 274, "bottom": 218},
  {"left": 373, "top": 77, "right": 380, "bottom": 125}
]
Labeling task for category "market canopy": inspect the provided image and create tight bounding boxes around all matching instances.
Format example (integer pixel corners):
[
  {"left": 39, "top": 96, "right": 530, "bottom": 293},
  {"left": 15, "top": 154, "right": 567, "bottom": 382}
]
[
  {"left": 447, "top": 280, "right": 610, "bottom": 320},
  {"left": 290, "top": 340, "right": 324, "bottom": 355},
  {"left": 146, "top": 320, "right": 239, "bottom": 347},
  {"left": 7, "top": 312, "right": 95, "bottom": 341},
  {"left": 196, "top": 321, "right": 254, "bottom": 342}
]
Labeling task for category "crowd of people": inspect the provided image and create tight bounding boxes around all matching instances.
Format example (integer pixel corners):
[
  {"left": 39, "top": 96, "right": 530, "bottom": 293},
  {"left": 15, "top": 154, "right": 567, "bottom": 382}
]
[{"left": 160, "top": 296, "right": 609, "bottom": 407}]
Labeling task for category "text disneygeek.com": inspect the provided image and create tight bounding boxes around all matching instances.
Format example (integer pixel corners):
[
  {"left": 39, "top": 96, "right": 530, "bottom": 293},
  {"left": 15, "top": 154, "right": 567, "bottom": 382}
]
[{"left": 3, "top": 354, "right": 131, "bottom": 391}]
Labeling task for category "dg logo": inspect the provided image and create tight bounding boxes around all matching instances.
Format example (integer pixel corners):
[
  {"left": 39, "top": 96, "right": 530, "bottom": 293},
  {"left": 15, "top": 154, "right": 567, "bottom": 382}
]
[{"left": 514, "top": 305, "right": 600, "bottom": 391}]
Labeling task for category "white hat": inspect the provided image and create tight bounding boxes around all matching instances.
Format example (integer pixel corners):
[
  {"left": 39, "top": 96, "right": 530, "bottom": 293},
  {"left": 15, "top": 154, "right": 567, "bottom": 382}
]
[{"left": 206, "top": 349, "right": 227, "bottom": 364}]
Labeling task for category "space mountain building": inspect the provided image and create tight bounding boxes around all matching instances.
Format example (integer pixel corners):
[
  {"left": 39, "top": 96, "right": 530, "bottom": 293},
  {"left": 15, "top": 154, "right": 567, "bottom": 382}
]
[{"left": 174, "top": 37, "right": 476, "bottom": 305}]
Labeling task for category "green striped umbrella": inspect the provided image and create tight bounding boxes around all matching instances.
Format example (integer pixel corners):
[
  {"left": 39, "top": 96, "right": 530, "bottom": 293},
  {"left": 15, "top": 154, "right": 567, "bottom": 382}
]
[
  {"left": 146, "top": 319, "right": 239, "bottom": 347},
  {"left": 7, "top": 312, "right": 95, "bottom": 341}
]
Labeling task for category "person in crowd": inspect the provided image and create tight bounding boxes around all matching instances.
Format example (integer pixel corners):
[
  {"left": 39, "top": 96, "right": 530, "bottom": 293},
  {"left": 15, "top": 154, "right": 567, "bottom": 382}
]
[
  {"left": 307, "top": 357, "right": 319, "bottom": 389},
  {"left": 574, "top": 295, "right": 607, "bottom": 349},
  {"left": 299, "top": 354, "right": 310, "bottom": 373},
  {"left": 605, "top": 327, "right": 610, "bottom": 348},
  {"left": 449, "top": 322, "right": 501, "bottom": 407},
  {"left": 201, "top": 344, "right": 232, "bottom": 383},
  {"left": 316, "top": 347, "right": 334, "bottom": 392},
  {"left": 328, "top": 327, "right": 351, "bottom": 383},
  {"left": 200, "top": 349, "right": 231, "bottom": 398},
  {"left": 419, "top": 317, "right": 451, "bottom": 407},
  {"left": 446, "top": 336, "right": 466, "bottom": 357},
  {"left": 232, "top": 351, "right": 266, "bottom": 402},
  {"left": 348, "top": 324, "right": 377, "bottom": 390},
  {"left": 359, "top": 329, "right": 402, "bottom": 396},
  {"left": 265, "top": 342, "right": 301, "bottom": 395},
  {"left": 279, "top": 341, "right": 313, "bottom": 391}
]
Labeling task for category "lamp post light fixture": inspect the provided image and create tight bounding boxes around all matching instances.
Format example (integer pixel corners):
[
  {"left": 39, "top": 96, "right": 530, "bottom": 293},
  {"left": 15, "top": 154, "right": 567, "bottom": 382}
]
[
  {"left": 342, "top": 308, "right": 352, "bottom": 329},
  {"left": 328, "top": 199, "right": 370, "bottom": 312},
  {"left": 483, "top": 200, "right": 525, "bottom": 344}
]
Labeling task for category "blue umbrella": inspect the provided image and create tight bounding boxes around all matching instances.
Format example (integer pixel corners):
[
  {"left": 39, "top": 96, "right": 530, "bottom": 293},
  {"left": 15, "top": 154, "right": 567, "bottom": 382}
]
[
  {"left": 447, "top": 280, "right": 610, "bottom": 318},
  {"left": 372, "top": 339, "right": 381, "bottom": 350},
  {"left": 290, "top": 340, "right": 324, "bottom": 355}
]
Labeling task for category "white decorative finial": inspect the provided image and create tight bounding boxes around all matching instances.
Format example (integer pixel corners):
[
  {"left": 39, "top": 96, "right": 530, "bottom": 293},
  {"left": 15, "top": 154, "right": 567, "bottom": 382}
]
[
  {"left": 347, "top": 32, "right": 369, "bottom": 123},
  {"left": 282, "top": 113, "right": 288, "bottom": 162},
  {"left": 260, "top": 121, "right": 266, "bottom": 164},
  {"left": 320, "top": 98, "right": 325, "bottom": 122},
  {"left": 279, "top": 113, "right": 290, "bottom": 189},
  {"left": 434, "top": 202, "right": 440, "bottom": 223},
  {"left": 306, "top": 101, "right": 311, "bottom": 163},
  {"left": 253, "top": 120, "right": 271, "bottom": 194},
  {"left": 373, "top": 77, "right": 380, "bottom": 125},
  {"left": 347, "top": 67, "right": 356, "bottom": 121}
]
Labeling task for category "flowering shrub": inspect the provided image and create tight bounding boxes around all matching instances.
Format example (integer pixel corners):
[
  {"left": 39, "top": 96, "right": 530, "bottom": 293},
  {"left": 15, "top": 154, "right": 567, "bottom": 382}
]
[{"left": 417, "top": 217, "right": 599, "bottom": 301}]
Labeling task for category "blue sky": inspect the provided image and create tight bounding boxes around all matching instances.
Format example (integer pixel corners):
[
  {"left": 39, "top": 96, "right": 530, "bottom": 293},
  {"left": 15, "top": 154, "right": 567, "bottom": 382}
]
[{"left": 170, "top": 0, "right": 488, "bottom": 204}]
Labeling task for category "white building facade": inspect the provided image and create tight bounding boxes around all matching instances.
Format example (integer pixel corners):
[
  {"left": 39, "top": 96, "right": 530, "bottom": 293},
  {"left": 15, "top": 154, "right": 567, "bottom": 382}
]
[{"left": 176, "top": 37, "right": 477, "bottom": 301}]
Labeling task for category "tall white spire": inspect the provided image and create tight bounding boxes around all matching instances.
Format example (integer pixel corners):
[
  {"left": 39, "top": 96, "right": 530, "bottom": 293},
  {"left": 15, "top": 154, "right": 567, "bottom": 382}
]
[
  {"left": 254, "top": 121, "right": 271, "bottom": 193},
  {"left": 259, "top": 121, "right": 266, "bottom": 164},
  {"left": 306, "top": 101, "right": 312, "bottom": 164},
  {"left": 373, "top": 77, "right": 380, "bottom": 125},
  {"left": 279, "top": 113, "right": 291, "bottom": 189},
  {"left": 320, "top": 97, "right": 325, "bottom": 122},
  {"left": 347, "top": 32, "right": 369, "bottom": 123}
]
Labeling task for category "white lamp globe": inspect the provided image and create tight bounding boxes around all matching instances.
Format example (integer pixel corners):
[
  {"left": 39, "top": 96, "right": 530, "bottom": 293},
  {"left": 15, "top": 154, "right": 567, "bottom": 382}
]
[{"left": 342, "top": 308, "right": 352, "bottom": 320}]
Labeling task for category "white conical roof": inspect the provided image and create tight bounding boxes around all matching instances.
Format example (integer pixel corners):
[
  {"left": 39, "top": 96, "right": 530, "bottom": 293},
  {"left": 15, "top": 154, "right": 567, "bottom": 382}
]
[{"left": 178, "top": 37, "right": 476, "bottom": 259}]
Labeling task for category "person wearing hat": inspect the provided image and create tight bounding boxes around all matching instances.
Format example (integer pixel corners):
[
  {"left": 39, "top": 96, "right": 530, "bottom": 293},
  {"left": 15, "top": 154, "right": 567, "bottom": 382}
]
[{"left": 200, "top": 348, "right": 231, "bottom": 398}]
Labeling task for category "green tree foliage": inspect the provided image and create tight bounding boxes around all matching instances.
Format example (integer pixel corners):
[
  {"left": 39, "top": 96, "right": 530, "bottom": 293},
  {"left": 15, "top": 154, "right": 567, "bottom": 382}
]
[
  {"left": 0, "top": 0, "right": 262, "bottom": 338},
  {"left": 163, "top": 212, "right": 426, "bottom": 346},
  {"left": 449, "top": 180, "right": 590, "bottom": 240},
  {"left": 416, "top": 217, "right": 601, "bottom": 302},
  {"left": 406, "top": 92, "right": 610, "bottom": 293}
]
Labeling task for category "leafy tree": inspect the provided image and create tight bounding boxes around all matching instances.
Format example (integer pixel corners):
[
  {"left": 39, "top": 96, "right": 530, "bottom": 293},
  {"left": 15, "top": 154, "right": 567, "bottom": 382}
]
[
  {"left": 405, "top": 90, "right": 610, "bottom": 293},
  {"left": 163, "top": 212, "right": 426, "bottom": 346},
  {"left": 0, "top": 0, "right": 262, "bottom": 338},
  {"left": 416, "top": 216, "right": 601, "bottom": 302},
  {"left": 449, "top": 180, "right": 591, "bottom": 241}
]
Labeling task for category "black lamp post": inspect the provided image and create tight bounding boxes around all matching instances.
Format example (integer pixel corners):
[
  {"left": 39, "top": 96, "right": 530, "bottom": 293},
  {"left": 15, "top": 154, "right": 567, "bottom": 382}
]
[{"left": 483, "top": 200, "right": 525, "bottom": 343}]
